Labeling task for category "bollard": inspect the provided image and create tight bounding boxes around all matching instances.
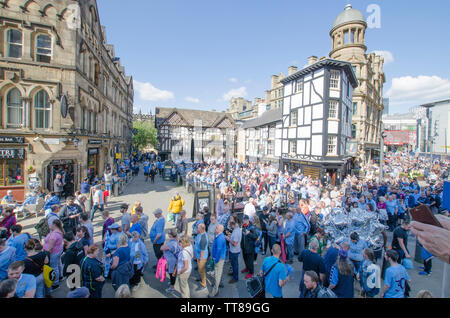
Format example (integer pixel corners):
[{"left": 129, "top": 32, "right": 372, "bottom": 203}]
[{"left": 113, "top": 183, "right": 119, "bottom": 197}]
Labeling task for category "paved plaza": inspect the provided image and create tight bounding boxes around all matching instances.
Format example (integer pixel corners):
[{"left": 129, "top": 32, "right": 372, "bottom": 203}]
[{"left": 17, "top": 172, "right": 448, "bottom": 298}]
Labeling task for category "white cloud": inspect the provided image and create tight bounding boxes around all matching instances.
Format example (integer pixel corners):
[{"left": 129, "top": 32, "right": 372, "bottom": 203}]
[
  {"left": 185, "top": 96, "right": 200, "bottom": 103},
  {"left": 229, "top": 77, "right": 238, "bottom": 83},
  {"left": 371, "top": 50, "right": 395, "bottom": 64},
  {"left": 222, "top": 87, "right": 247, "bottom": 101},
  {"left": 386, "top": 75, "right": 450, "bottom": 109},
  {"left": 134, "top": 80, "right": 174, "bottom": 101}
]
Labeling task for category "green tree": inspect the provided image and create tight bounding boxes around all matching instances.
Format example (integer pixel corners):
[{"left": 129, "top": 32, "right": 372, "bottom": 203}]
[{"left": 132, "top": 120, "right": 158, "bottom": 150}]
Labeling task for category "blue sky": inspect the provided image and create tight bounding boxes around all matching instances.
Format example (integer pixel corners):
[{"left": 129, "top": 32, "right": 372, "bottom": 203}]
[{"left": 97, "top": 0, "right": 450, "bottom": 115}]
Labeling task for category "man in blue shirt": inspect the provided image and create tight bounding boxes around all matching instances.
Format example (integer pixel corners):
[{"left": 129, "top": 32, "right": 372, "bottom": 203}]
[
  {"left": 293, "top": 209, "right": 310, "bottom": 257},
  {"left": 8, "top": 261, "right": 36, "bottom": 298},
  {"left": 150, "top": 209, "right": 165, "bottom": 266},
  {"left": 7, "top": 225, "right": 30, "bottom": 261},
  {"left": 209, "top": 224, "right": 227, "bottom": 298},
  {"left": 143, "top": 161, "right": 150, "bottom": 182},
  {"left": 385, "top": 195, "right": 398, "bottom": 231},
  {"left": 0, "top": 235, "right": 16, "bottom": 281},
  {"left": 382, "top": 250, "right": 410, "bottom": 298},
  {"left": 260, "top": 244, "right": 287, "bottom": 298},
  {"left": 129, "top": 214, "right": 142, "bottom": 237}
]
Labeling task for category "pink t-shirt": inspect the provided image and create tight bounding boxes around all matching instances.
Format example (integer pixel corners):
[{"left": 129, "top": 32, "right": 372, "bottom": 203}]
[{"left": 44, "top": 231, "right": 64, "bottom": 254}]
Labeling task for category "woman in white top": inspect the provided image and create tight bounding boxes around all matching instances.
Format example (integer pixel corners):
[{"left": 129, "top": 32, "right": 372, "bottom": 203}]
[{"left": 176, "top": 235, "right": 193, "bottom": 298}]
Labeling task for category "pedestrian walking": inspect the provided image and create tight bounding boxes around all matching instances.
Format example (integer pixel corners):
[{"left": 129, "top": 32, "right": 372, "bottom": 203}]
[
  {"left": 150, "top": 209, "right": 165, "bottom": 268},
  {"left": 177, "top": 235, "right": 193, "bottom": 298}
]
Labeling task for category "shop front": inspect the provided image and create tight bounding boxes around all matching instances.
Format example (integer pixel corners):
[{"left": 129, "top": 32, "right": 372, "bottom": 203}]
[
  {"left": 281, "top": 158, "right": 349, "bottom": 186},
  {"left": 46, "top": 159, "right": 76, "bottom": 195},
  {"left": 0, "top": 147, "right": 26, "bottom": 201},
  {"left": 87, "top": 147, "right": 100, "bottom": 180}
]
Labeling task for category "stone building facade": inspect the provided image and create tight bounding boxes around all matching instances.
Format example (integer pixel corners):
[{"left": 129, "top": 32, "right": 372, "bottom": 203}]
[
  {"left": 329, "top": 4, "right": 385, "bottom": 165},
  {"left": 0, "top": 0, "right": 133, "bottom": 200},
  {"left": 228, "top": 97, "right": 254, "bottom": 120}
]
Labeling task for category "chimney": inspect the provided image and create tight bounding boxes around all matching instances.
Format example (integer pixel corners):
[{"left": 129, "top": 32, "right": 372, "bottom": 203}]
[
  {"left": 271, "top": 75, "right": 278, "bottom": 88},
  {"left": 288, "top": 66, "right": 298, "bottom": 76},
  {"left": 308, "top": 56, "right": 318, "bottom": 65}
]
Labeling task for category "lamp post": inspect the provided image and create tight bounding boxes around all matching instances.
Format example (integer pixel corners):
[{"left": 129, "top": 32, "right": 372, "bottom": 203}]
[{"left": 379, "top": 131, "right": 387, "bottom": 183}]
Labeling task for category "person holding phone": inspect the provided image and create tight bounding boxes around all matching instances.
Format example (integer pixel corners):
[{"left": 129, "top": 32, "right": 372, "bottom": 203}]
[{"left": 411, "top": 214, "right": 450, "bottom": 264}]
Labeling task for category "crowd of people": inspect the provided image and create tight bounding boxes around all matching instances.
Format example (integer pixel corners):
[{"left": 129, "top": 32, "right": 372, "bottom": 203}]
[{"left": 0, "top": 150, "right": 448, "bottom": 298}]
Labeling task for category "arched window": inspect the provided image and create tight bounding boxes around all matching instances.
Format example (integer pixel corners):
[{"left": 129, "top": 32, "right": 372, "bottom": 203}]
[
  {"left": 36, "top": 34, "right": 52, "bottom": 63},
  {"left": 6, "top": 29, "right": 22, "bottom": 58},
  {"left": 34, "top": 90, "right": 51, "bottom": 129},
  {"left": 6, "top": 88, "right": 22, "bottom": 128},
  {"left": 351, "top": 124, "right": 357, "bottom": 139}
]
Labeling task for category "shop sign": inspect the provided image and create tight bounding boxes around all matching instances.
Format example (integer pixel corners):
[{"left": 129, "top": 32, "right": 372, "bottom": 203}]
[
  {"left": 346, "top": 141, "right": 358, "bottom": 156},
  {"left": 43, "top": 138, "right": 60, "bottom": 145},
  {"left": 0, "top": 136, "right": 25, "bottom": 144},
  {"left": 290, "top": 160, "right": 313, "bottom": 166},
  {"left": 60, "top": 95, "right": 68, "bottom": 118},
  {"left": 88, "top": 148, "right": 99, "bottom": 155},
  {"left": 88, "top": 140, "right": 103, "bottom": 145},
  {"left": 50, "top": 160, "right": 74, "bottom": 165},
  {"left": 0, "top": 148, "right": 25, "bottom": 159},
  {"left": 115, "top": 153, "right": 122, "bottom": 159}
]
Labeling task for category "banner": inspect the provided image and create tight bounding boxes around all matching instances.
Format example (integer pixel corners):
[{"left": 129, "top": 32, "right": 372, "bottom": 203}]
[{"left": 443, "top": 181, "right": 450, "bottom": 211}]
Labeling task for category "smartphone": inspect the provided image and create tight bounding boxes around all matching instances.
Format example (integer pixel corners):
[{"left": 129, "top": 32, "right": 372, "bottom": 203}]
[{"left": 409, "top": 205, "right": 443, "bottom": 228}]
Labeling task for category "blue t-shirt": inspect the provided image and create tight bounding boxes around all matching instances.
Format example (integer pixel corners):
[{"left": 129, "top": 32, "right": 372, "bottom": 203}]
[
  {"left": 384, "top": 264, "right": 410, "bottom": 298},
  {"left": 284, "top": 219, "right": 296, "bottom": 245},
  {"left": 130, "top": 223, "right": 142, "bottom": 236},
  {"left": 114, "top": 246, "right": 131, "bottom": 267},
  {"left": 150, "top": 217, "right": 165, "bottom": 244},
  {"left": 7, "top": 233, "right": 30, "bottom": 261},
  {"left": 385, "top": 200, "right": 398, "bottom": 215},
  {"left": 15, "top": 273, "right": 36, "bottom": 298},
  {"left": 346, "top": 239, "right": 368, "bottom": 262},
  {"left": 261, "top": 256, "right": 286, "bottom": 298},
  {"left": 0, "top": 246, "right": 16, "bottom": 281}
]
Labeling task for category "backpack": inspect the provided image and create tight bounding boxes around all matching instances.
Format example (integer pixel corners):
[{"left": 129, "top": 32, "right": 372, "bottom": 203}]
[
  {"left": 35, "top": 215, "right": 51, "bottom": 239},
  {"left": 246, "top": 259, "right": 281, "bottom": 298},
  {"left": 309, "top": 212, "right": 319, "bottom": 236}
]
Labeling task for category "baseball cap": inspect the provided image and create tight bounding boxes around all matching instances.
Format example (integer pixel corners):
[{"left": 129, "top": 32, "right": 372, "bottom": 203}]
[{"left": 109, "top": 223, "right": 120, "bottom": 230}]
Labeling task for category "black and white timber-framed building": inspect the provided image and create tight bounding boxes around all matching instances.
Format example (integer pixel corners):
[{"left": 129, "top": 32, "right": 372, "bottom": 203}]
[
  {"left": 279, "top": 59, "right": 358, "bottom": 184},
  {"left": 155, "top": 107, "right": 236, "bottom": 163}
]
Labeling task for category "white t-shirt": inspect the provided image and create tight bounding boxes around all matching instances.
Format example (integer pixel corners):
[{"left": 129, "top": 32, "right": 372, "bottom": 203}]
[
  {"left": 244, "top": 203, "right": 256, "bottom": 221},
  {"left": 177, "top": 245, "right": 193, "bottom": 274},
  {"left": 93, "top": 190, "right": 104, "bottom": 205}
]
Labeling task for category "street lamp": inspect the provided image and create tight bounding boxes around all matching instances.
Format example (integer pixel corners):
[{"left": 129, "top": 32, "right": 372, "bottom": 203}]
[{"left": 379, "top": 131, "right": 387, "bottom": 183}]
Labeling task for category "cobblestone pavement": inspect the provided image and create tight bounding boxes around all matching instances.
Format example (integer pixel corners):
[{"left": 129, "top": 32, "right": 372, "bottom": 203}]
[{"left": 17, "top": 172, "right": 448, "bottom": 298}]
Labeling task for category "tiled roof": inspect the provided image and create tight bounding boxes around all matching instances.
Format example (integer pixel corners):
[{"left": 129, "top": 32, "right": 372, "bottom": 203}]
[
  {"left": 155, "top": 107, "right": 235, "bottom": 127},
  {"left": 242, "top": 108, "right": 282, "bottom": 129}
]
